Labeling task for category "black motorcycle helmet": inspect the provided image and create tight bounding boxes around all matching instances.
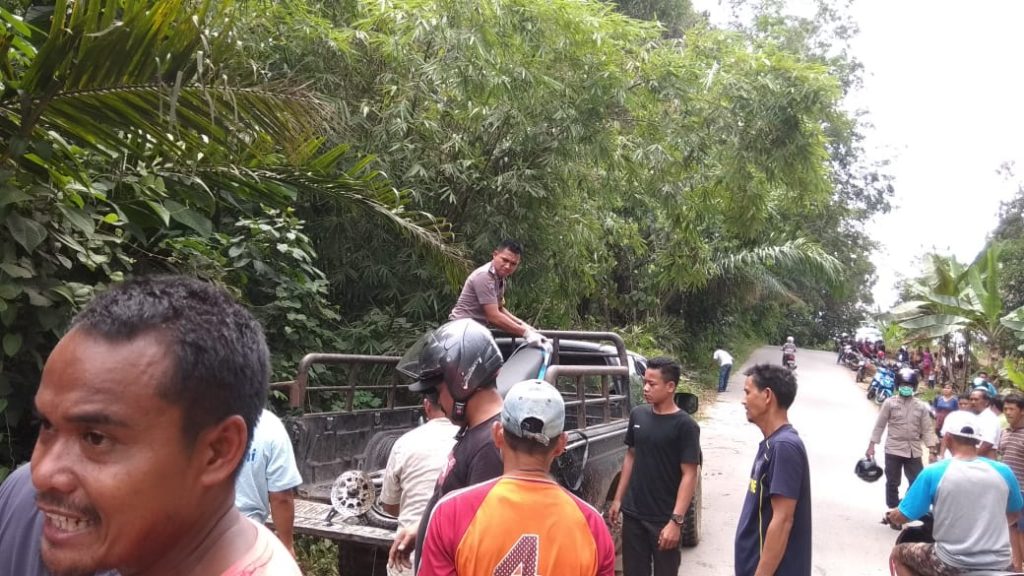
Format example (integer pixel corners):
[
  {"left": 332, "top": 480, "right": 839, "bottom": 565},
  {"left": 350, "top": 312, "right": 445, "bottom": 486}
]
[
  {"left": 855, "top": 457, "right": 884, "bottom": 483},
  {"left": 397, "top": 319, "right": 503, "bottom": 422}
]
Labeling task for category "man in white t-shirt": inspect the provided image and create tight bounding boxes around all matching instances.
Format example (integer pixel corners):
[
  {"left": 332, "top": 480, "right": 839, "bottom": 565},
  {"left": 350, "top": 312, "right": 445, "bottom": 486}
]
[
  {"left": 713, "top": 346, "right": 734, "bottom": 393},
  {"left": 380, "top": 392, "right": 459, "bottom": 576},
  {"left": 967, "top": 388, "right": 1003, "bottom": 458},
  {"left": 235, "top": 409, "right": 303, "bottom": 555}
]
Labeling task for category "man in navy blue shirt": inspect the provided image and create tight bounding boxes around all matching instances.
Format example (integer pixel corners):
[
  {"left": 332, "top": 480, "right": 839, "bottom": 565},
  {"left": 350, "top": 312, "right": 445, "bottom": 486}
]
[{"left": 735, "top": 364, "right": 812, "bottom": 576}]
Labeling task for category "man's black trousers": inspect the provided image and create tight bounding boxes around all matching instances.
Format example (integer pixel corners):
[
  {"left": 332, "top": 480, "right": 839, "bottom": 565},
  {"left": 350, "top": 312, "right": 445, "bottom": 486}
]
[
  {"left": 622, "top": 515, "right": 681, "bottom": 576},
  {"left": 884, "top": 452, "right": 923, "bottom": 509}
]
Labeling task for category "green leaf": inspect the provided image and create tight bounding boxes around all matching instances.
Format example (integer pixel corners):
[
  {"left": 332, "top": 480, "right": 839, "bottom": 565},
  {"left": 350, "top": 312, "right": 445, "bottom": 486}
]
[
  {"left": 0, "top": 284, "right": 19, "bottom": 299},
  {"left": 145, "top": 201, "right": 171, "bottom": 227},
  {"left": 5, "top": 213, "right": 48, "bottom": 252},
  {"left": 0, "top": 186, "right": 32, "bottom": 209},
  {"left": 102, "top": 213, "right": 120, "bottom": 224},
  {"left": 0, "top": 263, "right": 32, "bottom": 278},
  {"left": 58, "top": 205, "right": 95, "bottom": 237},
  {"left": 165, "top": 200, "right": 213, "bottom": 236},
  {"left": 2, "top": 333, "right": 21, "bottom": 357}
]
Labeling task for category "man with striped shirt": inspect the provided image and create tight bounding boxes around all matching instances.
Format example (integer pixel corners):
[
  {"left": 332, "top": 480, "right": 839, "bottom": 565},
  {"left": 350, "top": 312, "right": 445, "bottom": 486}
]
[
  {"left": 418, "top": 379, "right": 615, "bottom": 576},
  {"left": 999, "top": 393, "right": 1024, "bottom": 570}
]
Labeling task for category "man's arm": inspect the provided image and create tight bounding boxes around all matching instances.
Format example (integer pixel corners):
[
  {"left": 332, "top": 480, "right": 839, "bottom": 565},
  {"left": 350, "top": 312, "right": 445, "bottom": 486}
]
[
  {"left": 417, "top": 504, "right": 458, "bottom": 576},
  {"left": 867, "top": 402, "right": 891, "bottom": 457},
  {"left": 607, "top": 448, "right": 635, "bottom": 525},
  {"left": 268, "top": 489, "right": 296, "bottom": 556},
  {"left": 483, "top": 303, "right": 530, "bottom": 337},
  {"left": 659, "top": 462, "right": 699, "bottom": 550},
  {"left": 754, "top": 495, "right": 797, "bottom": 576},
  {"left": 919, "top": 403, "right": 938, "bottom": 450}
]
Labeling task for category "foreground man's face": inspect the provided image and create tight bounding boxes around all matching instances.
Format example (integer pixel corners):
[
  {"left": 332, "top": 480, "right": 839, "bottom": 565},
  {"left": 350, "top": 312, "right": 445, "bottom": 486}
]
[{"left": 32, "top": 328, "right": 202, "bottom": 575}]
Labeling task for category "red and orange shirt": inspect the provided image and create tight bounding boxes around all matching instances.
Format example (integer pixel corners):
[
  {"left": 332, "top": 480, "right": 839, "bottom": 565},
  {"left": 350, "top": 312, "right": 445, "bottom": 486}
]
[{"left": 419, "top": 475, "right": 615, "bottom": 576}]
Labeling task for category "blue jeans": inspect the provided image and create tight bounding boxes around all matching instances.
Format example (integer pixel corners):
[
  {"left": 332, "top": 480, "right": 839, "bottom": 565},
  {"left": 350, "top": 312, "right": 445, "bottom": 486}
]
[{"left": 718, "top": 364, "right": 732, "bottom": 392}]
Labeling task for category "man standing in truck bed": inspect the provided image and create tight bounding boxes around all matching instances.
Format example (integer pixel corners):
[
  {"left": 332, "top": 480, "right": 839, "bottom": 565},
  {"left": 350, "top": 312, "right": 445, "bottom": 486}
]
[
  {"left": 388, "top": 319, "right": 506, "bottom": 573},
  {"left": 449, "top": 239, "right": 542, "bottom": 343}
]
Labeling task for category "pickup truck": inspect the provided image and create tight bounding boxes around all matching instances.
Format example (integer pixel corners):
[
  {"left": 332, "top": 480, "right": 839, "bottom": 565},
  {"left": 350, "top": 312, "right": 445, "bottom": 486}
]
[{"left": 276, "top": 330, "right": 702, "bottom": 575}]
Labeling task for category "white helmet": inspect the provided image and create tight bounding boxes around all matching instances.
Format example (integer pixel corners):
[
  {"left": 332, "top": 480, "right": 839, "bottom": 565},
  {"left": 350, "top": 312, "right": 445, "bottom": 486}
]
[{"left": 786, "top": 336, "right": 794, "bottom": 344}]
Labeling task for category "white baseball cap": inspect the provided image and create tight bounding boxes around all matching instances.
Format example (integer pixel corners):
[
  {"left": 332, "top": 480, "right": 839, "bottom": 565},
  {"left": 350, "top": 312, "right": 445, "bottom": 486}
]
[{"left": 501, "top": 379, "right": 565, "bottom": 446}]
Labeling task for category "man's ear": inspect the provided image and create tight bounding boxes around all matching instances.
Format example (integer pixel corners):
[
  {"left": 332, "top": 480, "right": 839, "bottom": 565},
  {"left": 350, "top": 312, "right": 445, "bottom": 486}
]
[
  {"left": 194, "top": 414, "right": 249, "bottom": 487},
  {"left": 492, "top": 421, "right": 506, "bottom": 451},
  {"left": 551, "top": 432, "right": 568, "bottom": 458}
]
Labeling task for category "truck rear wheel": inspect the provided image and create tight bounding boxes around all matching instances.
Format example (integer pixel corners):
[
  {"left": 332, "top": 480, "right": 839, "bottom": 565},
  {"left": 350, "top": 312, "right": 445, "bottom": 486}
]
[{"left": 680, "top": 473, "right": 702, "bottom": 547}]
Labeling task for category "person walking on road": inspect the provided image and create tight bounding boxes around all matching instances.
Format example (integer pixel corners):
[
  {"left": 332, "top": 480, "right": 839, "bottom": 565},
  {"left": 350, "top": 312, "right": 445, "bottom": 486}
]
[
  {"left": 866, "top": 383, "right": 938, "bottom": 510},
  {"left": 735, "top": 364, "right": 812, "bottom": 576},
  {"left": 607, "top": 357, "right": 701, "bottom": 576},
  {"left": 418, "top": 379, "right": 615, "bottom": 576},
  {"left": 713, "top": 346, "right": 734, "bottom": 393}
]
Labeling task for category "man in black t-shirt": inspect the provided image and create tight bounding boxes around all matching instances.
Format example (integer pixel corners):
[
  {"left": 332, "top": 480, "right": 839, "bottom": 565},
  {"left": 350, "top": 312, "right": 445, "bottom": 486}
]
[
  {"left": 608, "top": 356, "right": 701, "bottom": 576},
  {"left": 388, "top": 319, "right": 506, "bottom": 573},
  {"left": 735, "top": 364, "right": 812, "bottom": 576}
]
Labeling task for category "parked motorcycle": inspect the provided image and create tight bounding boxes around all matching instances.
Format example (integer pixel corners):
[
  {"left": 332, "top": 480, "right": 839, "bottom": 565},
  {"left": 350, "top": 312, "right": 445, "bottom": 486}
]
[
  {"left": 867, "top": 365, "right": 895, "bottom": 404},
  {"left": 843, "top": 346, "right": 864, "bottom": 372}
]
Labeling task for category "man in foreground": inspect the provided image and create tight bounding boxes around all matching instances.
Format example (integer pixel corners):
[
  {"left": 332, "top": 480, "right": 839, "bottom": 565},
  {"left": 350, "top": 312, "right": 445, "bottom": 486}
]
[
  {"left": 735, "top": 364, "right": 812, "bottom": 576},
  {"left": 28, "top": 275, "right": 301, "bottom": 575},
  {"left": 887, "top": 425, "right": 1023, "bottom": 575},
  {"left": 866, "top": 382, "right": 938, "bottom": 511},
  {"left": 388, "top": 319, "right": 506, "bottom": 572},
  {"left": 235, "top": 408, "right": 303, "bottom": 556},
  {"left": 380, "top": 391, "right": 459, "bottom": 575},
  {"left": 419, "top": 379, "right": 615, "bottom": 576},
  {"left": 449, "top": 239, "right": 541, "bottom": 342},
  {"left": 608, "top": 357, "right": 701, "bottom": 576}
]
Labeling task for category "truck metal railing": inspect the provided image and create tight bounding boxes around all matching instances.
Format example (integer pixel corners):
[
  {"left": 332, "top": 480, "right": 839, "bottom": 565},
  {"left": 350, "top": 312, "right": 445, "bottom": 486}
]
[
  {"left": 283, "top": 353, "right": 402, "bottom": 411},
  {"left": 544, "top": 364, "right": 630, "bottom": 428}
]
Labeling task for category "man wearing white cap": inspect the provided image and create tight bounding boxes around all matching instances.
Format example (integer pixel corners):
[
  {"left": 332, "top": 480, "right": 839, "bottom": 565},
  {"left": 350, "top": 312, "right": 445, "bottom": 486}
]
[
  {"left": 886, "top": 424, "right": 1023, "bottom": 575},
  {"left": 418, "top": 379, "right": 615, "bottom": 576}
]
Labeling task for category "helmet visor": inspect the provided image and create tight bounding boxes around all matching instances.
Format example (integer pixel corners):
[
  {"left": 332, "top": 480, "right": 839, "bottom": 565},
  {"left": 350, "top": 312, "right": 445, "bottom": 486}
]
[{"left": 397, "top": 331, "right": 443, "bottom": 391}]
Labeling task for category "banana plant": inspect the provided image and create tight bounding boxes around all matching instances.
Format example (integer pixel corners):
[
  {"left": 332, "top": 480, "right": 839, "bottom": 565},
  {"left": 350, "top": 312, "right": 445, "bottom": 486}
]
[{"left": 885, "top": 244, "right": 1024, "bottom": 370}]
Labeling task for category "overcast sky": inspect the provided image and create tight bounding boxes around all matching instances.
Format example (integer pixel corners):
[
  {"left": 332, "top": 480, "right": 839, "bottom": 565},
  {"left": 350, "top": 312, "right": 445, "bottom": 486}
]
[{"left": 692, "top": 0, "right": 1024, "bottom": 309}]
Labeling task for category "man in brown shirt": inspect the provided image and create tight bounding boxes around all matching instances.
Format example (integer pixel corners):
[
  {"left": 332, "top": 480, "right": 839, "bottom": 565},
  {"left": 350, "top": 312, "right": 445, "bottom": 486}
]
[
  {"left": 867, "top": 384, "right": 939, "bottom": 510},
  {"left": 449, "top": 240, "right": 539, "bottom": 341},
  {"left": 999, "top": 393, "right": 1024, "bottom": 570}
]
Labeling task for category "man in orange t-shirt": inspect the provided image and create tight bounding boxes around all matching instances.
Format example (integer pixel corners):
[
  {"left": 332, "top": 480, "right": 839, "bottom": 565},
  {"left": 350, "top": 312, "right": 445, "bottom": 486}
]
[{"left": 419, "top": 379, "right": 615, "bottom": 576}]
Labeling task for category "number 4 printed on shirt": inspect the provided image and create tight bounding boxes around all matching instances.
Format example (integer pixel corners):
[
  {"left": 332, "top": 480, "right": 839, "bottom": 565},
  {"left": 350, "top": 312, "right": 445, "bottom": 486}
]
[{"left": 493, "top": 534, "right": 540, "bottom": 576}]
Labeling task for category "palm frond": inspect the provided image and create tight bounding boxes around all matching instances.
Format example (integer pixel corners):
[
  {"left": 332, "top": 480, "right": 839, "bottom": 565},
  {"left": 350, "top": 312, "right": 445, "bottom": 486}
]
[{"left": 709, "top": 238, "right": 843, "bottom": 286}]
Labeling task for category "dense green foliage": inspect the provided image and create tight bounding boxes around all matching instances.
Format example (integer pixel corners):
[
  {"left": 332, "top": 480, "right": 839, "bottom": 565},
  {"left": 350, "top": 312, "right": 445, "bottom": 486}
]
[{"left": 0, "top": 0, "right": 890, "bottom": 484}]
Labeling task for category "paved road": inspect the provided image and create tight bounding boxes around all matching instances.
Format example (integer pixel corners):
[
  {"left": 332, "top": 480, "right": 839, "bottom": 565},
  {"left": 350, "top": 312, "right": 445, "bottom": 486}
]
[{"left": 680, "top": 346, "right": 899, "bottom": 575}]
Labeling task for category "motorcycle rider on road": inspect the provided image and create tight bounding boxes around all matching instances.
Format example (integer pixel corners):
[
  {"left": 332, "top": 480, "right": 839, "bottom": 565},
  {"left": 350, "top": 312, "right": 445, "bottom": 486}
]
[
  {"left": 782, "top": 336, "right": 797, "bottom": 366},
  {"left": 886, "top": 425, "right": 1022, "bottom": 576}
]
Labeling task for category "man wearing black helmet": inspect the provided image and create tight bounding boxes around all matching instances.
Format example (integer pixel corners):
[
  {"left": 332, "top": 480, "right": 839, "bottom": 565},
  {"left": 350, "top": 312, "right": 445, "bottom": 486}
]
[{"left": 388, "top": 318, "right": 506, "bottom": 573}]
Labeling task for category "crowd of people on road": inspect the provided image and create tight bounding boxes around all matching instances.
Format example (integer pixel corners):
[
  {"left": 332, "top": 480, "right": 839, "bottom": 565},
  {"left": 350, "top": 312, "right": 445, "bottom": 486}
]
[{"left": 855, "top": 333, "right": 1024, "bottom": 576}]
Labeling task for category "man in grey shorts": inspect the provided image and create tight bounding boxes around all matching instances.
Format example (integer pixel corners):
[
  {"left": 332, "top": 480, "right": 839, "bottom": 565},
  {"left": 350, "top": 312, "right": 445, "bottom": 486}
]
[
  {"left": 886, "top": 425, "right": 1023, "bottom": 575},
  {"left": 449, "top": 239, "right": 540, "bottom": 342}
]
